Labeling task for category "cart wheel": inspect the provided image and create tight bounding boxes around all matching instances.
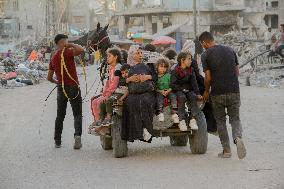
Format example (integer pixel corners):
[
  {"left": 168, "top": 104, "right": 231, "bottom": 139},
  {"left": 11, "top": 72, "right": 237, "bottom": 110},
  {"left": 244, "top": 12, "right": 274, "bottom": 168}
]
[
  {"left": 112, "top": 114, "right": 128, "bottom": 158},
  {"left": 189, "top": 112, "right": 208, "bottom": 154},
  {"left": 100, "top": 135, "right": 112, "bottom": 150}
]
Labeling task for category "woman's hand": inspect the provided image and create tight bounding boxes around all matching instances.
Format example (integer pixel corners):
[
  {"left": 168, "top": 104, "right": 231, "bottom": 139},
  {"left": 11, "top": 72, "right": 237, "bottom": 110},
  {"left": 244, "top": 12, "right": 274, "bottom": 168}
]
[
  {"left": 126, "top": 74, "right": 140, "bottom": 83},
  {"left": 139, "top": 74, "right": 152, "bottom": 82}
]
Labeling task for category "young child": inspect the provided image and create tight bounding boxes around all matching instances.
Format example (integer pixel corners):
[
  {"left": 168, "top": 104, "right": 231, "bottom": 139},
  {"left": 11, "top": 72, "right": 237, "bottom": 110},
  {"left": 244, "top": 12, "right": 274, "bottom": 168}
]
[
  {"left": 115, "top": 63, "right": 130, "bottom": 104},
  {"left": 90, "top": 48, "right": 121, "bottom": 129},
  {"left": 93, "top": 64, "right": 130, "bottom": 135},
  {"left": 170, "top": 52, "right": 203, "bottom": 131},
  {"left": 155, "top": 58, "right": 179, "bottom": 123}
]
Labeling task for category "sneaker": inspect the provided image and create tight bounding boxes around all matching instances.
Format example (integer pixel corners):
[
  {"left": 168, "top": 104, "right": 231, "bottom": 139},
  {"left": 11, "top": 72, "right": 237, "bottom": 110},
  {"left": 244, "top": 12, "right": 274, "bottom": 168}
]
[
  {"left": 73, "top": 136, "right": 82, "bottom": 150},
  {"left": 171, "top": 113, "right": 179, "bottom": 123},
  {"left": 101, "top": 118, "right": 113, "bottom": 127},
  {"left": 88, "top": 122, "right": 96, "bottom": 130},
  {"left": 178, "top": 120, "right": 188, "bottom": 131},
  {"left": 95, "top": 120, "right": 103, "bottom": 127},
  {"left": 143, "top": 128, "right": 152, "bottom": 141},
  {"left": 218, "top": 150, "right": 232, "bottom": 158},
  {"left": 54, "top": 141, "right": 61, "bottom": 148},
  {"left": 189, "top": 118, "right": 198, "bottom": 130},
  {"left": 158, "top": 113, "right": 165, "bottom": 122},
  {"left": 235, "top": 137, "right": 246, "bottom": 159}
]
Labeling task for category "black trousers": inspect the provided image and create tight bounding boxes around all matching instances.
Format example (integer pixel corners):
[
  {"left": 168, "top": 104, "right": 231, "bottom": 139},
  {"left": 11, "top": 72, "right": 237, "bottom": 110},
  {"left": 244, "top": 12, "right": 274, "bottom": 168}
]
[{"left": 54, "top": 85, "right": 82, "bottom": 143}]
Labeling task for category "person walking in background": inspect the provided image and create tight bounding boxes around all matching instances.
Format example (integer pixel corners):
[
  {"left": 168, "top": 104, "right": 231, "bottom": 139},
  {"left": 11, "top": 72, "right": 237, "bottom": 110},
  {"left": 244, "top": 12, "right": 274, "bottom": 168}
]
[
  {"left": 264, "top": 27, "right": 273, "bottom": 50},
  {"left": 199, "top": 31, "right": 246, "bottom": 159},
  {"left": 273, "top": 24, "right": 284, "bottom": 57}
]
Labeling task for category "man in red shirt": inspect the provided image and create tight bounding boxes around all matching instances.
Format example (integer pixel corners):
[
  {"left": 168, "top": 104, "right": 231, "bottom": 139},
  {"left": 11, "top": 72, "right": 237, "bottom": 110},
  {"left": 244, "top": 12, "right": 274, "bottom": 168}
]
[{"left": 47, "top": 34, "right": 84, "bottom": 149}]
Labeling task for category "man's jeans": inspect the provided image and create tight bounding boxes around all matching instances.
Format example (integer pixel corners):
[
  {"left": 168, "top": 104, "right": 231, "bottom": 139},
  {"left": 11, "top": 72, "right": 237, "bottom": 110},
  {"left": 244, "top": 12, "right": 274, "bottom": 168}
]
[
  {"left": 211, "top": 93, "right": 242, "bottom": 151},
  {"left": 54, "top": 85, "right": 82, "bottom": 143},
  {"left": 156, "top": 92, "right": 177, "bottom": 114},
  {"left": 176, "top": 91, "right": 201, "bottom": 121}
]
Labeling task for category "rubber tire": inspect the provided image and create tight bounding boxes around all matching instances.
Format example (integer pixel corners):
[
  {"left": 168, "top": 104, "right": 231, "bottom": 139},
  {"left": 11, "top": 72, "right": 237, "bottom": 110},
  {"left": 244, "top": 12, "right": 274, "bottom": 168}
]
[
  {"left": 112, "top": 115, "right": 128, "bottom": 158},
  {"left": 170, "top": 136, "right": 188, "bottom": 146},
  {"left": 100, "top": 135, "right": 113, "bottom": 150},
  {"left": 189, "top": 112, "right": 208, "bottom": 154}
]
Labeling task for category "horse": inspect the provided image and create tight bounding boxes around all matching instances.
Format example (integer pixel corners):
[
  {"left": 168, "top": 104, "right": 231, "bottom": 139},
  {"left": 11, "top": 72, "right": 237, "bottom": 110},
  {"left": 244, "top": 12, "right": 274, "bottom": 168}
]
[{"left": 72, "top": 22, "right": 112, "bottom": 85}]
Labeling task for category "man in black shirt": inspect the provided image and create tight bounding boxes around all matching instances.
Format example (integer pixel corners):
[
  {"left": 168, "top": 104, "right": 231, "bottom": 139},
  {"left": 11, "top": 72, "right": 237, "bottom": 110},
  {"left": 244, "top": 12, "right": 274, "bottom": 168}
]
[{"left": 199, "top": 31, "right": 246, "bottom": 159}]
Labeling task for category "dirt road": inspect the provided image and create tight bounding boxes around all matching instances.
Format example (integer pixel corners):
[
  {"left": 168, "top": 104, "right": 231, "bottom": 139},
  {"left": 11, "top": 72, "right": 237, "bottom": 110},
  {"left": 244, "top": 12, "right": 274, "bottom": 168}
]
[{"left": 1, "top": 66, "right": 284, "bottom": 189}]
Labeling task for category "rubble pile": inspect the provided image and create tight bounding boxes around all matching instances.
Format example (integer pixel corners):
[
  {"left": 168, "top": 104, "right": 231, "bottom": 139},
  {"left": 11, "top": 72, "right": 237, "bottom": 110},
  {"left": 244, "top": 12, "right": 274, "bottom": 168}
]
[
  {"left": 217, "top": 31, "right": 284, "bottom": 88},
  {"left": 240, "top": 68, "right": 284, "bottom": 89},
  {"left": 217, "top": 31, "right": 263, "bottom": 64},
  {"left": 0, "top": 50, "right": 49, "bottom": 89}
]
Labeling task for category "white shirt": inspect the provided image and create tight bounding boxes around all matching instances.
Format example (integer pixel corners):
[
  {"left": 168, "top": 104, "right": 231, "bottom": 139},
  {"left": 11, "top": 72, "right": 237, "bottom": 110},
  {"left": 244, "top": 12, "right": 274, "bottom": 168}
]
[{"left": 264, "top": 31, "right": 273, "bottom": 45}]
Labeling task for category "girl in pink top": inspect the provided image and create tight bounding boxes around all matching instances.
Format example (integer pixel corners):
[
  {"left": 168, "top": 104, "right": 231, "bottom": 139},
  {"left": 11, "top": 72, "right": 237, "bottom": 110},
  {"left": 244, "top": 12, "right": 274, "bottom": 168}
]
[{"left": 90, "top": 48, "right": 121, "bottom": 127}]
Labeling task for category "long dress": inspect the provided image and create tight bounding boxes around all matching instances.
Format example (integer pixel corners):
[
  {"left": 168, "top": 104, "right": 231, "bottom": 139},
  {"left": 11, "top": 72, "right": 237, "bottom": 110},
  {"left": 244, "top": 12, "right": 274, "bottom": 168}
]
[{"left": 121, "top": 63, "right": 156, "bottom": 142}]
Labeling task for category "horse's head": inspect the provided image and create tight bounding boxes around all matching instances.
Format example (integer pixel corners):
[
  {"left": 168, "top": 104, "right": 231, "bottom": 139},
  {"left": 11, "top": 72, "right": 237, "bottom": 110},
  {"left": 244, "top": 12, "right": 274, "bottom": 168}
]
[{"left": 86, "top": 22, "right": 110, "bottom": 53}]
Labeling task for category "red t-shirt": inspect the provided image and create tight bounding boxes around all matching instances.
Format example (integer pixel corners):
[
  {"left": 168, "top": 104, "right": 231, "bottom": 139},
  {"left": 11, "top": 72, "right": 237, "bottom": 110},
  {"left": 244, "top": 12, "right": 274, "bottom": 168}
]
[{"left": 49, "top": 48, "right": 79, "bottom": 86}]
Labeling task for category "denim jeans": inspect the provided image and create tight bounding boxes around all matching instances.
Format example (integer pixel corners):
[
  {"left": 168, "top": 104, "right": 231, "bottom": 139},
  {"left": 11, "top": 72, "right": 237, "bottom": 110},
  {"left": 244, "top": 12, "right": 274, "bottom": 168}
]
[
  {"left": 211, "top": 93, "right": 242, "bottom": 151},
  {"left": 54, "top": 85, "right": 82, "bottom": 143},
  {"left": 175, "top": 91, "right": 201, "bottom": 121},
  {"left": 156, "top": 92, "right": 177, "bottom": 114}
]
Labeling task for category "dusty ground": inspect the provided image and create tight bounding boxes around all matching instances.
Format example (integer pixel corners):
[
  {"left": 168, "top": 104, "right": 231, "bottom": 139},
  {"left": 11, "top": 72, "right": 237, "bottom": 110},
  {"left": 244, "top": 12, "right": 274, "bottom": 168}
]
[{"left": 1, "top": 66, "right": 284, "bottom": 189}]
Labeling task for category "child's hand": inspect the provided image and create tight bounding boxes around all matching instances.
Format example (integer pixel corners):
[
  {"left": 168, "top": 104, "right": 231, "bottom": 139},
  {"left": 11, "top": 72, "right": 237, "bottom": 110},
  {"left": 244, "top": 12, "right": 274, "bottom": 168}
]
[
  {"left": 165, "top": 90, "right": 171, "bottom": 96},
  {"left": 118, "top": 97, "right": 124, "bottom": 103},
  {"left": 162, "top": 90, "right": 168, "bottom": 97},
  {"left": 101, "top": 96, "right": 108, "bottom": 102}
]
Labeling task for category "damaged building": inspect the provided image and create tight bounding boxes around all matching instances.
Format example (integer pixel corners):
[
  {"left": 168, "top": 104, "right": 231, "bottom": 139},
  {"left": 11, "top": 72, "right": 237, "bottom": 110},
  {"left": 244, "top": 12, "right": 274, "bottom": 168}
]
[
  {"left": 264, "top": 0, "right": 284, "bottom": 30},
  {"left": 113, "top": 0, "right": 267, "bottom": 50},
  {"left": 0, "top": 0, "right": 90, "bottom": 48}
]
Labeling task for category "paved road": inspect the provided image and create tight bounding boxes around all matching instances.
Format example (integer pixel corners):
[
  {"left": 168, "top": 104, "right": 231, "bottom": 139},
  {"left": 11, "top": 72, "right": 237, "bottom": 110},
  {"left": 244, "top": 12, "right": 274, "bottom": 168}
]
[{"left": 1, "top": 66, "right": 284, "bottom": 189}]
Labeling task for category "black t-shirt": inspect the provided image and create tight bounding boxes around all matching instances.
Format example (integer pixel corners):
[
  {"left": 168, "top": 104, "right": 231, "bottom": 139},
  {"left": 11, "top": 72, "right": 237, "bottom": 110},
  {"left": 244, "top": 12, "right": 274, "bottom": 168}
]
[{"left": 201, "top": 45, "right": 239, "bottom": 95}]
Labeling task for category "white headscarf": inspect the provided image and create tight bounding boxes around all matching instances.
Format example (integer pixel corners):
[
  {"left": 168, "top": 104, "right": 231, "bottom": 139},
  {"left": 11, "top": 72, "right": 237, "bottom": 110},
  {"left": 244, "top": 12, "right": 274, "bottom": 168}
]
[
  {"left": 127, "top": 45, "right": 141, "bottom": 66},
  {"left": 182, "top": 40, "right": 195, "bottom": 56}
]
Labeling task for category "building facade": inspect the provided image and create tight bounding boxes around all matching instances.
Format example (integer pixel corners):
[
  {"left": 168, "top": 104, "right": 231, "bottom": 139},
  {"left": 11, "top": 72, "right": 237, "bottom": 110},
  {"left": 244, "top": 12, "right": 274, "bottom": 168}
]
[
  {"left": 0, "top": 0, "right": 91, "bottom": 44},
  {"left": 264, "top": 0, "right": 284, "bottom": 30},
  {"left": 115, "top": 0, "right": 266, "bottom": 38}
]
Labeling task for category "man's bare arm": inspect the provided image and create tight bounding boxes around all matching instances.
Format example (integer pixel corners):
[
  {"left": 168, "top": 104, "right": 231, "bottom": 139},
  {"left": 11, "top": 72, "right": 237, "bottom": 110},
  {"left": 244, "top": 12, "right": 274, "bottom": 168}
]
[
  {"left": 204, "top": 70, "right": 211, "bottom": 93},
  {"left": 236, "top": 65, "right": 240, "bottom": 77},
  {"left": 203, "top": 70, "right": 211, "bottom": 102},
  {"left": 47, "top": 70, "right": 58, "bottom": 84},
  {"left": 66, "top": 43, "right": 84, "bottom": 56}
]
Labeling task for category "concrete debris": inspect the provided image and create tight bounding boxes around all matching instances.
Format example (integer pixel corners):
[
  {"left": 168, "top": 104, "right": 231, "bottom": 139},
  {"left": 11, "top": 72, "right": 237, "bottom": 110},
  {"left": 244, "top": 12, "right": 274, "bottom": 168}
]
[
  {"left": 0, "top": 49, "right": 48, "bottom": 89},
  {"left": 240, "top": 68, "right": 284, "bottom": 89},
  {"left": 218, "top": 30, "right": 284, "bottom": 89}
]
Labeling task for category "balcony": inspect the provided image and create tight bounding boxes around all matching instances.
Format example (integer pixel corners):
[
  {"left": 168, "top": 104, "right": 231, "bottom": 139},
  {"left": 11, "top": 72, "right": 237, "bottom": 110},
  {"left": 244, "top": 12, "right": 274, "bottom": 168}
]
[
  {"left": 266, "top": 6, "right": 279, "bottom": 12},
  {"left": 115, "top": 0, "right": 246, "bottom": 16}
]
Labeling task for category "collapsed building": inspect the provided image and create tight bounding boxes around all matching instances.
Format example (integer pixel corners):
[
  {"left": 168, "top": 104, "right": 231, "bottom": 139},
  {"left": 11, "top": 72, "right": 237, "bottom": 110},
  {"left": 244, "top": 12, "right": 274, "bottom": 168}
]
[{"left": 112, "top": 0, "right": 267, "bottom": 50}]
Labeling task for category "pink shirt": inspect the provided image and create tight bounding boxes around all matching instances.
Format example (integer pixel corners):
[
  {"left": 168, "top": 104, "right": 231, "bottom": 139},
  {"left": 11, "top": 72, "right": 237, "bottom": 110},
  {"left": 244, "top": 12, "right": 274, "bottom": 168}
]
[{"left": 102, "top": 65, "right": 119, "bottom": 98}]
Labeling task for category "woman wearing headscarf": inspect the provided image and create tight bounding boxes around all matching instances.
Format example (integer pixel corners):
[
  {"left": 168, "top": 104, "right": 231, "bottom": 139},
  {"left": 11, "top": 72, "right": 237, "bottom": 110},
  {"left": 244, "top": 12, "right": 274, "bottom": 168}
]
[{"left": 121, "top": 45, "right": 157, "bottom": 142}]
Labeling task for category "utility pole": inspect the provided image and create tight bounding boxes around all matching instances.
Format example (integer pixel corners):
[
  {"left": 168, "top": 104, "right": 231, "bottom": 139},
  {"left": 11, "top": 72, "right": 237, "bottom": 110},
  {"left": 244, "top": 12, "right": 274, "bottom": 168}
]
[{"left": 193, "top": 0, "right": 197, "bottom": 37}]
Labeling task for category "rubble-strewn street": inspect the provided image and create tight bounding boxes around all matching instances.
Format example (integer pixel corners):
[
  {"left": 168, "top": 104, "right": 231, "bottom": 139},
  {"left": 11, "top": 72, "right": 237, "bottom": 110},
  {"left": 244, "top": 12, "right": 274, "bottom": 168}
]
[
  {"left": 0, "top": 49, "right": 49, "bottom": 88},
  {"left": 0, "top": 67, "right": 283, "bottom": 189},
  {"left": 1, "top": 0, "right": 284, "bottom": 188}
]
